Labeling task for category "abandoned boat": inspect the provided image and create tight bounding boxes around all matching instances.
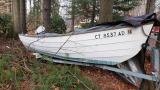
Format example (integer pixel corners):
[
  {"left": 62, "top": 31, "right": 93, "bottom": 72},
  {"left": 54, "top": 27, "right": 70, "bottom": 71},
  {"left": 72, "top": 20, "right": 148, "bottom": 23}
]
[
  {"left": 19, "top": 13, "right": 160, "bottom": 87},
  {"left": 19, "top": 13, "right": 158, "bottom": 65}
]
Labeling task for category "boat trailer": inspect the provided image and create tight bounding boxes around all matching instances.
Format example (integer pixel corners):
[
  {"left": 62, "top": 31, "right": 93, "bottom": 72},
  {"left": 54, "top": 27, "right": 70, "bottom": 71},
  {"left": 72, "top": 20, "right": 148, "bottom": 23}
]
[{"left": 34, "top": 46, "right": 160, "bottom": 89}]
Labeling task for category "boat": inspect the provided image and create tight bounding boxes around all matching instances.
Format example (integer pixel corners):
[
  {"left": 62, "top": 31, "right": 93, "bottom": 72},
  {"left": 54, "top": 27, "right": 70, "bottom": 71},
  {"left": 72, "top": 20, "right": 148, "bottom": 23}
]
[
  {"left": 19, "top": 13, "right": 159, "bottom": 65},
  {"left": 19, "top": 13, "right": 160, "bottom": 87}
]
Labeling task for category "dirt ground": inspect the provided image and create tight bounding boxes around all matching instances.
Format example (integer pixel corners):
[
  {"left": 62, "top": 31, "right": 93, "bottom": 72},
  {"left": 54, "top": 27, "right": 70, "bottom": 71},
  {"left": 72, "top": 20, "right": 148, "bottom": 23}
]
[{"left": 0, "top": 36, "right": 157, "bottom": 90}]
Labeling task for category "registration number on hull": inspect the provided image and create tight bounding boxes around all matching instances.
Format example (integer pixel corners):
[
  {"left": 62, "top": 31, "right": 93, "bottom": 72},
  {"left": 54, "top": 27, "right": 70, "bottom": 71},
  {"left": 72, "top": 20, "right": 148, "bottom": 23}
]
[
  {"left": 95, "top": 30, "right": 132, "bottom": 39},
  {"left": 95, "top": 31, "right": 125, "bottom": 39}
]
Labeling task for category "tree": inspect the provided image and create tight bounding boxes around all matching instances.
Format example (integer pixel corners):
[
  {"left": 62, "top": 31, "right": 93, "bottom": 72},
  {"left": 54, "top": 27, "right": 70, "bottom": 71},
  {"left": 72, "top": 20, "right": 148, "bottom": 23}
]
[
  {"left": 7, "top": 0, "right": 21, "bottom": 39},
  {"left": 98, "top": 0, "right": 113, "bottom": 24},
  {"left": 146, "top": 0, "right": 155, "bottom": 14},
  {"left": 113, "top": 0, "right": 140, "bottom": 21},
  {"left": 71, "top": 0, "right": 75, "bottom": 32},
  {"left": 65, "top": 0, "right": 100, "bottom": 28},
  {"left": 6, "top": 0, "right": 11, "bottom": 13},
  {"left": 140, "top": 0, "right": 156, "bottom": 89},
  {"left": 40, "top": 0, "right": 44, "bottom": 24},
  {"left": 50, "top": 14, "right": 66, "bottom": 34},
  {"left": 20, "top": 0, "right": 27, "bottom": 34},
  {"left": 34, "top": 0, "right": 36, "bottom": 26},
  {"left": 66, "top": 0, "right": 140, "bottom": 25},
  {"left": 155, "top": 0, "right": 160, "bottom": 73},
  {"left": 30, "top": 0, "right": 31, "bottom": 12},
  {"left": 91, "top": 0, "right": 96, "bottom": 24},
  {"left": 51, "top": 0, "right": 59, "bottom": 16},
  {"left": 43, "top": 0, "right": 51, "bottom": 33}
]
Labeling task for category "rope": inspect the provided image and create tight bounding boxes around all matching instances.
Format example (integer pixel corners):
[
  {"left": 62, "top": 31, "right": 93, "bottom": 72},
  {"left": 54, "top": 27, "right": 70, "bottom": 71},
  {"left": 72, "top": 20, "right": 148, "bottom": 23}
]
[
  {"left": 141, "top": 25, "right": 160, "bottom": 43},
  {"left": 153, "top": 63, "right": 160, "bottom": 73},
  {"left": 52, "top": 32, "right": 74, "bottom": 57}
]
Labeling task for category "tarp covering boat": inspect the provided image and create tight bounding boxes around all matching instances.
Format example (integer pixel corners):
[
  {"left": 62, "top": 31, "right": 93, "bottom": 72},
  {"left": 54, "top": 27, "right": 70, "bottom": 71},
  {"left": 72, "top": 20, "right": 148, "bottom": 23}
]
[{"left": 97, "top": 13, "right": 160, "bottom": 27}]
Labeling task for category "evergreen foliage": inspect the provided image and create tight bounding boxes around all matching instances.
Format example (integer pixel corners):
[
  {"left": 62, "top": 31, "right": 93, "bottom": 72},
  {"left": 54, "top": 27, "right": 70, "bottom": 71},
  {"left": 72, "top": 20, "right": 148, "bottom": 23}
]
[
  {"left": 0, "top": 54, "right": 99, "bottom": 90},
  {"left": 66, "top": 0, "right": 141, "bottom": 28},
  {"left": 65, "top": 0, "right": 99, "bottom": 28},
  {"left": 51, "top": 0, "right": 60, "bottom": 16},
  {"left": 113, "top": 0, "right": 141, "bottom": 21},
  {"left": 0, "top": 13, "right": 12, "bottom": 35},
  {"left": 50, "top": 14, "right": 67, "bottom": 34}
]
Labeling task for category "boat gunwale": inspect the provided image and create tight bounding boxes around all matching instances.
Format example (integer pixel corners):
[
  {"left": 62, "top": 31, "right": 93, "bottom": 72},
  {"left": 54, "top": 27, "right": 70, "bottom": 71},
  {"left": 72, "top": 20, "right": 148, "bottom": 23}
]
[{"left": 19, "top": 22, "right": 154, "bottom": 38}]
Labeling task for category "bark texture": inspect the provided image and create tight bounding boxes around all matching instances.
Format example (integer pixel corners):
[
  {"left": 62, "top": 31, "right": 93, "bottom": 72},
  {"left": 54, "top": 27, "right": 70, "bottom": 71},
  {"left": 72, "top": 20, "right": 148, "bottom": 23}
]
[
  {"left": 71, "top": 0, "right": 75, "bottom": 32},
  {"left": 91, "top": 0, "right": 96, "bottom": 24},
  {"left": 43, "top": 0, "right": 51, "bottom": 33},
  {"left": 30, "top": 0, "right": 31, "bottom": 12},
  {"left": 41, "top": 0, "right": 44, "bottom": 25},
  {"left": 146, "top": 0, "right": 155, "bottom": 14},
  {"left": 34, "top": 0, "right": 36, "bottom": 26},
  {"left": 141, "top": 0, "right": 155, "bottom": 89},
  {"left": 98, "top": 0, "right": 113, "bottom": 24},
  {"left": 12, "top": 0, "right": 21, "bottom": 38},
  {"left": 20, "top": 0, "right": 27, "bottom": 34}
]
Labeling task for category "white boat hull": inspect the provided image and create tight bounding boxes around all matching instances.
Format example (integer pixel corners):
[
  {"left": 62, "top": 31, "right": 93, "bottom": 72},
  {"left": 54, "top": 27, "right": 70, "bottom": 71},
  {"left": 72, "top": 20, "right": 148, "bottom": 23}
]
[{"left": 19, "top": 22, "right": 154, "bottom": 65}]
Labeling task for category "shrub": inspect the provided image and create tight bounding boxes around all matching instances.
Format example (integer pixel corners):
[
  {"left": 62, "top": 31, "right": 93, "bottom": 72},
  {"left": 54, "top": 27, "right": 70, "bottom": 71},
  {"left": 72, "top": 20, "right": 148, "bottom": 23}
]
[
  {"left": 0, "top": 13, "right": 12, "bottom": 35},
  {"left": 50, "top": 14, "right": 67, "bottom": 34}
]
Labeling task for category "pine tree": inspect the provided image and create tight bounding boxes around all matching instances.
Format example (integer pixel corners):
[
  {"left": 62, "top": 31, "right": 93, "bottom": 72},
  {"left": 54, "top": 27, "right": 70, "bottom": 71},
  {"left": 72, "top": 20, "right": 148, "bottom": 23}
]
[
  {"left": 65, "top": 0, "right": 100, "bottom": 28},
  {"left": 113, "top": 0, "right": 140, "bottom": 21},
  {"left": 65, "top": 0, "right": 141, "bottom": 28}
]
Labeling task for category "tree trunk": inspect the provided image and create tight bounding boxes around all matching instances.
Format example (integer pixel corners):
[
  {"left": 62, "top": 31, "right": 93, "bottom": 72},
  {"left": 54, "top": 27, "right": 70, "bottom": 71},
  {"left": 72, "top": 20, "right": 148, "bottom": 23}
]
[
  {"left": 20, "top": 0, "right": 27, "bottom": 34},
  {"left": 9, "top": 0, "right": 21, "bottom": 39},
  {"left": 34, "top": 0, "right": 36, "bottom": 26},
  {"left": 10, "top": 0, "right": 12, "bottom": 13},
  {"left": 140, "top": 0, "right": 156, "bottom": 89},
  {"left": 146, "top": 0, "right": 155, "bottom": 14},
  {"left": 156, "top": 4, "right": 160, "bottom": 82},
  {"left": 91, "top": 0, "right": 96, "bottom": 25},
  {"left": 43, "top": 0, "right": 51, "bottom": 33},
  {"left": 40, "top": 0, "right": 44, "bottom": 25},
  {"left": 98, "top": 0, "right": 113, "bottom": 24},
  {"left": 13, "top": 0, "right": 21, "bottom": 36},
  {"left": 71, "top": 0, "right": 75, "bottom": 32},
  {"left": 37, "top": 0, "right": 40, "bottom": 27},
  {"left": 7, "top": 0, "right": 11, "bottom": 13},
  {"left": 30, "top": 0, "right": 31, "bottom": 12}
]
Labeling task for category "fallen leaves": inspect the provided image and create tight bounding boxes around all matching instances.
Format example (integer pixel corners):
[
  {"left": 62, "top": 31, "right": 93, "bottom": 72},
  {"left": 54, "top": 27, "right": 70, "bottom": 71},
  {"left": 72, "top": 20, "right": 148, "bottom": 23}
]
[
  {"left": 80, "top": 66, "right": 137, "bottom": 90},
  {"left": 51, "top": 85, "right": 59, "bottom": 90}
]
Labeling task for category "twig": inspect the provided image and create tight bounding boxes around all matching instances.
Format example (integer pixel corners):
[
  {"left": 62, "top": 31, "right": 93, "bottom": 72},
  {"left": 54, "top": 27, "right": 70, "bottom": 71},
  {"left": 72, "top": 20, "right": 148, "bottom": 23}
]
[
  {"left": 17, "top": 85, "right": 50, "bottom": 88},
  {"left": 0, "top": 54, "right": 18, "bottom": 61},
  {"left": 101, "top": 83, "right": 109, "bottom": 90},
  {"left": 10, "top": 62, "right": 34, "bottom": 74},
  {"left": 1, "top": 53, "right": 33, "bottom": 74},
  {"left": 15, "top": 68, "right": 20, "bottom": 90},
  {"left": 23, "top": 58, "right": 33, "bottom": 73},
  {"left": 0, "top": 84, "right": 6, "bottom": 89},
  {"left": 68, "top": 70, "right": 92, "bottom": 90}
]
